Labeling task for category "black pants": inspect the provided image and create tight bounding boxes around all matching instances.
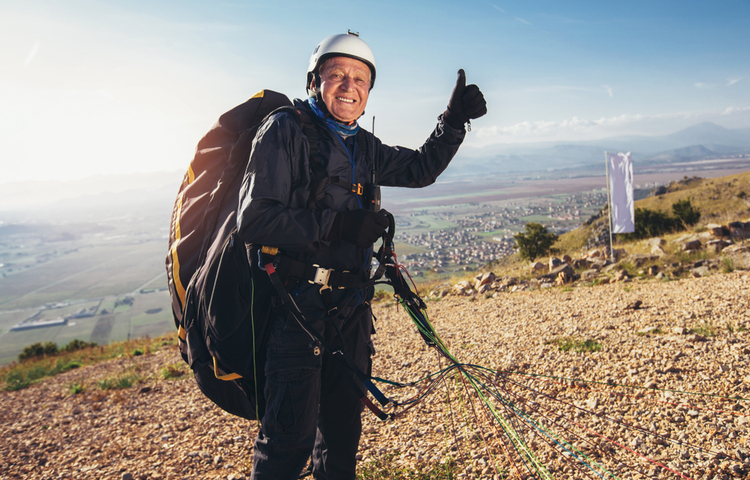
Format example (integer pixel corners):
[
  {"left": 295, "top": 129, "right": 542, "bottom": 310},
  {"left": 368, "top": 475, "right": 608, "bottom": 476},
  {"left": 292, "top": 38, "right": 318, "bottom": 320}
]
[{"left": 250, "top": 295, "right": 373, "bottom": 480}]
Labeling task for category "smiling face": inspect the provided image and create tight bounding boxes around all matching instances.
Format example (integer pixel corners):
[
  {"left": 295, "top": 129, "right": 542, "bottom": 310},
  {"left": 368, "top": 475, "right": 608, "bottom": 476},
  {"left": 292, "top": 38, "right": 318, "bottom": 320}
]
[{"left": 312, "top": 56, "right": 371, "bottom": 124}]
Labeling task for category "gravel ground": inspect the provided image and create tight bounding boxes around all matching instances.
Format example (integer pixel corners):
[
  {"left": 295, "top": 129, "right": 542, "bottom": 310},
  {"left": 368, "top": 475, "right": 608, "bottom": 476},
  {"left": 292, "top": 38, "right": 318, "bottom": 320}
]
[{"left": 2, "top": 271, "right": 749, "bottom": 480}]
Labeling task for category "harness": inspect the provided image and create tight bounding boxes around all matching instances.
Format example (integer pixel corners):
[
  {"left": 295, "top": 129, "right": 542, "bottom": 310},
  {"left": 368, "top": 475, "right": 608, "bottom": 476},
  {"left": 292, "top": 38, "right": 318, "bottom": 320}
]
[
  {"left": 254, "top": 105, "right": 395, "bottom": 420},
  {"left": 258, "top": 212, "right": 397, "bottom": 421}
]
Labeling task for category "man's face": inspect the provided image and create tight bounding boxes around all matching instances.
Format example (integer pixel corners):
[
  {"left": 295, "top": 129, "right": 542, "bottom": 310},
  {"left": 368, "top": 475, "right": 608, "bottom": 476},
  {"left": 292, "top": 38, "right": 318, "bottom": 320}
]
[{"left": 314, "top": 56, "right": 371, "bottom": 124}]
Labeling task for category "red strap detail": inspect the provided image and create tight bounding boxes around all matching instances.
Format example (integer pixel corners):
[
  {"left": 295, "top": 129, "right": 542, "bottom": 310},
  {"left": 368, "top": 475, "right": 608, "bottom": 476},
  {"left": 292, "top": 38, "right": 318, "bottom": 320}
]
[
  {"left": 361, "top": 395, "right": 389, "bottom": 421},
  {"left": 265, "top": 263, "right": 276, "bottom": 275}
]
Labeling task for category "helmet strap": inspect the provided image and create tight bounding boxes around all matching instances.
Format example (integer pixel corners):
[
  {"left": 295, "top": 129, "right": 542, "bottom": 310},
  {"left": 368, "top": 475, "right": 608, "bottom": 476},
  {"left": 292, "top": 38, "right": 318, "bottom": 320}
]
[{"left": 312, "top": 72, "right": 333, "bottom": 119}]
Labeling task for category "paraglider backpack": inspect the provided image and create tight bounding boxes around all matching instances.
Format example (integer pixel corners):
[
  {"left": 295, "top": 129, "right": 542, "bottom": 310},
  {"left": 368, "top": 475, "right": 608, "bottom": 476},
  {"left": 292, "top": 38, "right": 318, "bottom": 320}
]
[{"left": 165, "top": 90, "right": 325, "bottom": 421}]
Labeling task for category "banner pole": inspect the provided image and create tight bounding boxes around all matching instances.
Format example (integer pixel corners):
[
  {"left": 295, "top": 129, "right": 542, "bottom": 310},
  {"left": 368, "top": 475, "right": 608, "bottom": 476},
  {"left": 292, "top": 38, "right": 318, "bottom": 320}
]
[{"left": 605, "top": 152, "right": 614, "bottom": 260}]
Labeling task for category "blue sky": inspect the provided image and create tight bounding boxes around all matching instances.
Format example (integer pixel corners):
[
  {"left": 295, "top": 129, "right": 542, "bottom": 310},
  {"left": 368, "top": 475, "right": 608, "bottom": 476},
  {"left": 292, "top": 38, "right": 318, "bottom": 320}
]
[{"left": 1, "top": 0, "right": 749, "bottom": 183}]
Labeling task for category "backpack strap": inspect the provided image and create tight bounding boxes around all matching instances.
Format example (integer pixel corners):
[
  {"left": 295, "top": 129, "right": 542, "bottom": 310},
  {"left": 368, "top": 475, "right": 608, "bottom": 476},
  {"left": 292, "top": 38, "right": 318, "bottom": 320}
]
[{"left": 269, "top": 106, "right": 330, "bottom": 211}]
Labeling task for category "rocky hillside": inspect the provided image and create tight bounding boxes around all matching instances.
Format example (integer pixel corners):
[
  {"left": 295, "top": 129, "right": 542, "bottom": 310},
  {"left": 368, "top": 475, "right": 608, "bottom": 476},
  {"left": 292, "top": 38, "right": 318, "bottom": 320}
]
[{"left": 2, "top": 270, "right": 749, "bottom": 479}]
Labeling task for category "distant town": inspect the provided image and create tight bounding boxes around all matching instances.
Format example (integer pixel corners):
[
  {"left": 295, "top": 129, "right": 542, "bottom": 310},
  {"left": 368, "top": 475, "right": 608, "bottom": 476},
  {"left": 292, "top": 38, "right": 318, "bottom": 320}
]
[{"left": 394, "top": 190, "right": 611, "bottom": 275}]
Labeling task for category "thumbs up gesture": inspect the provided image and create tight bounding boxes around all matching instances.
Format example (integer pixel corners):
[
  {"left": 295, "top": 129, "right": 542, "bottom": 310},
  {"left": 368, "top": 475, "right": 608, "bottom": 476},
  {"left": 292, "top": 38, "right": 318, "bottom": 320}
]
[{"left": 444, "top": 69, "right": 487, "bottom": 130}]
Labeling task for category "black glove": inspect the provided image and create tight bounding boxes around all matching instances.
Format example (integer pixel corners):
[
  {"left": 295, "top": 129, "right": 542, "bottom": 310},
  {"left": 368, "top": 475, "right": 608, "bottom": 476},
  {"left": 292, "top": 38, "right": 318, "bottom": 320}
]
[
  {"left": 443, "top": 69, "right": 487, "bottom": 130},
  {"left": 327, "top": 210, "right": 389, "bottom": 247}
]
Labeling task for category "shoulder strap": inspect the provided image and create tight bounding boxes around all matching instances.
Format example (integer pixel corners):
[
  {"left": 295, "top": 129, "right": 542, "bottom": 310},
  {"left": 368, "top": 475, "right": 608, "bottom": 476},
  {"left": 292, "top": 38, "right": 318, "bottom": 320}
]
[{"left": 273, "top": 106, "right": 330, "bottom": 210}]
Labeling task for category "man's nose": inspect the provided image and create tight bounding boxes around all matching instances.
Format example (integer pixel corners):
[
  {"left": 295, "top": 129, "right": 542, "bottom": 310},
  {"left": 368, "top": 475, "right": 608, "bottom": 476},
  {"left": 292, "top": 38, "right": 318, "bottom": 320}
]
[{"left": 340, "top": 77, "right": 353, "bottom": 91}]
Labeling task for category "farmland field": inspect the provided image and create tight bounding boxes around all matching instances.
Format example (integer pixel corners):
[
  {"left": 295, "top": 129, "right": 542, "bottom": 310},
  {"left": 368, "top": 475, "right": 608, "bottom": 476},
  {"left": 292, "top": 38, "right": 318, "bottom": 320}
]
[{"left": 1, "top": 159, "right": 748, "bottom": 366}]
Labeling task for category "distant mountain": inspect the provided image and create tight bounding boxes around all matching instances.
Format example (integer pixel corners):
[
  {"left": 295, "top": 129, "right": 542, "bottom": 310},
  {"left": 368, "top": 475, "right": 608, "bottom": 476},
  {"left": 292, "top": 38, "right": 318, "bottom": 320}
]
[
  {"left": 447, "top": 122, "right": 750, "bottom": 178},
  {"left": 1, "top": 122, "right": 749, "bottom": 215},
  {"left": 0, "top": 171, "right": 183, "bottom": 218}
]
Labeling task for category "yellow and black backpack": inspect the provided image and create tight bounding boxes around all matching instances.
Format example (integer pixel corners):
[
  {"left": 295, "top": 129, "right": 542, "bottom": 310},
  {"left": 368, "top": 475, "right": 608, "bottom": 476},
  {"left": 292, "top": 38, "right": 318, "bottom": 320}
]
[{"left": 165, "top": 90, "right": 322, "bottom": 421}]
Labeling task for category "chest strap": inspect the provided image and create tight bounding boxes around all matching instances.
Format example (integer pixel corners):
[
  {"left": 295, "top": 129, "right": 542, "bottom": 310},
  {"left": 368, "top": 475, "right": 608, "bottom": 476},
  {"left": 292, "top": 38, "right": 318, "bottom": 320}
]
[{"left": 260, "top": 248, "right": 367, "bottom": 290}]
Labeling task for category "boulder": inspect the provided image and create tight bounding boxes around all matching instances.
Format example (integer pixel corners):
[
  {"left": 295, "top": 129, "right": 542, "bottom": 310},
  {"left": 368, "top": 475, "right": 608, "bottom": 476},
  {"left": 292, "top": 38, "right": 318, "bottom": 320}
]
[
  {"left": 549, "top": 256, "right": 564, "bottom": 271},
  {"left": 610, "top": 269, "right": 630, "bottom": 282},
  {"left": 581, "top": 269, "right": 599, "bottom": 281},
  {"left": 646, "top": 237, "right": 666, "bottom": 248},
  {"left": 540, "top": 263, "right": 576, "bottom": 282},
  {"left": 452, "top": 280, "right": 472, "bottom": 296},
  {"left": 625, "top": 253, "right": 659, "bottom": 268},
  {"left": 723, "top": 244, "right": 750, "bottom": 254},
  {"left": 573, "top": 258, "right": 591, "bottom": 270},
  {"left": 500, "top": 276, "right": 519, "bottom": 288},
  {"left": 691, "top": 266, "right": 710, "bottom": 277},
  {"left": 477, "top": 283, "right": 492, "bottom": 294},
  {"left": 530, "top": 262, "right": 545, "bottom": 273},
  {"left": 590, "top": 259, "right": 609, "bottom": 270},
  {"left": 707, "top": 224, "right": 730, "bottom": 237},
  {"left": 555, "top": 270, "right": 575, "bottom": 285},
  {"left": 729, "top": 221, "right": 750, "bottom": 239},
  {"left": 722, "top": 244, "right": 750, "bottom": 270},
  {"left": 681, "top": 239, "right": 702, "bottom": 252},
  {"left": 474, "top": 272, "right": 496, "bottom": 291},
  {"left": 706, "top": 239, "right": 732, "bottom": 253}
]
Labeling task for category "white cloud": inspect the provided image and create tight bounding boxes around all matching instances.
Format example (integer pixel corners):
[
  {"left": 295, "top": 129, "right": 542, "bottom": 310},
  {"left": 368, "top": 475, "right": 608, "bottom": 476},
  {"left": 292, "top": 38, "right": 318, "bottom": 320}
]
[
  {"left": 721, "top": 106, "right": 750, "bottom": 115},
  {"left": 515, "top": 17, "right": 531, "bottom": 25},
  {"left": 727, "top": 77, "right": 742, "bottom": 86},
  {"left": 693, "top": 82, "right": 708, "bottom": 88},
  {"left": 475, "top": 111, "right": 706, "bottom": 143},
  {"left": 491, "top": 4, "right": 506, "bottom": 13},
  {"left": 605, "top": 85, "right": 613, "bottom": 97}
]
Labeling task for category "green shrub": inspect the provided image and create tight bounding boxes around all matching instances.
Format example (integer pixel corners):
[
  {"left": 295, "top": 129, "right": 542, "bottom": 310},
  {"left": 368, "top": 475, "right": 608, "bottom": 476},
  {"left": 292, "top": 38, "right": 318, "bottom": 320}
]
[
  {"left": 161, "top": 363, "right": 187, "bottom": 380},
  {"left": 514, "top": 222, "right": 558, "bottom": 262},
  {"left": 630, "top": 208, "right": 676, "bottom": 239},
  {"left": 18, "top": 341, "right": 59, "bottom": 362},
  {"left": 97, "top": 374, "right": 140, "bottom": 390},
  {"left": 357, "top": 452, "right": 458, "bottom": 480},
  {"left": 692, "top": 321, "right": 717, "bottom": 337},
  {"left": 545, "top": 337, "right": 602, "bottom": 353},
  {"left": 69, "top": 381, "right": 86, "bottom": 395},
  {"left": 62, "top": 339, "right": 97, "bottom": 352},
  {"left": 672, "top": 198, "right": 701, "bottom": 228},
  {"left": 4, "top": 370, "right": 31, "bottom": 391}
]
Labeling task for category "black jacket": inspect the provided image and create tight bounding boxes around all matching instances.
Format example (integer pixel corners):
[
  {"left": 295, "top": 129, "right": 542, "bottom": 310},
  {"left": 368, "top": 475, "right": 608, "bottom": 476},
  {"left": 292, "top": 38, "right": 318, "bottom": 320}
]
[{"left": 237, "top": 99, "right": 464, "bottom": 291}]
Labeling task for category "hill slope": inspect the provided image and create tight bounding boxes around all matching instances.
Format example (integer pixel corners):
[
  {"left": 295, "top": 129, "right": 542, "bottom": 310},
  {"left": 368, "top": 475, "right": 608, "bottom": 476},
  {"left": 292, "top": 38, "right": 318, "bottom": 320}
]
[{"left": 2, "top": 272, "right": 749, "bottom": 479}]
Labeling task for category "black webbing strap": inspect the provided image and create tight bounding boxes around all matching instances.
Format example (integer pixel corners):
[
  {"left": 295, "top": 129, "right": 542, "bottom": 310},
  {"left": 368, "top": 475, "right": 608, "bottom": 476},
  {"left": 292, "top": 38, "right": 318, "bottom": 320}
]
[
  {"left": 263, "top": 262, "right": 391, "bottom": 419},
  {"left": 289, "top": 109, "right": 329, "bottom": 211}
]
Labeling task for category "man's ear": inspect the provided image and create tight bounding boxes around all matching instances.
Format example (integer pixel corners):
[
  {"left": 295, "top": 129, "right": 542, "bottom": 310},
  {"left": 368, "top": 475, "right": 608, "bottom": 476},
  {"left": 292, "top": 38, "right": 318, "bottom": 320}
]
[{"left": 309, "top": 75, "right": 318, "bottom": 94}]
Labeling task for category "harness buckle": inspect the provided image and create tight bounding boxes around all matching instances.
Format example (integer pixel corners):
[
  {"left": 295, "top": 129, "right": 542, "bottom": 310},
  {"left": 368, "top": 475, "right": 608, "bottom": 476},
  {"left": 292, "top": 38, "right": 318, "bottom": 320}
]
[{"left": 310, "top": 264, "right": 332, "bottom": 289}]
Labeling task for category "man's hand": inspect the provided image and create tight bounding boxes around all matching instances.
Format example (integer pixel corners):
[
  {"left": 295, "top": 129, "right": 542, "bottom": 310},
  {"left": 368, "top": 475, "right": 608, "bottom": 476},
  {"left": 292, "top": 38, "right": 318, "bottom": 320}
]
[
  {"left": 444, "top": 69, "right": 487, "bottom": 130},
  {"left": 327, "top": 210, "right": 389, "bottom": 247}
]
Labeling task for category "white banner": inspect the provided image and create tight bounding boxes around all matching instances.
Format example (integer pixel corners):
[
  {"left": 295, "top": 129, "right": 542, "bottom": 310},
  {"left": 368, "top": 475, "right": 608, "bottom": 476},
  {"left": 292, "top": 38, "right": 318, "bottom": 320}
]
[{"left": 608, "top": 151, "right": 635, "bottom": 233}]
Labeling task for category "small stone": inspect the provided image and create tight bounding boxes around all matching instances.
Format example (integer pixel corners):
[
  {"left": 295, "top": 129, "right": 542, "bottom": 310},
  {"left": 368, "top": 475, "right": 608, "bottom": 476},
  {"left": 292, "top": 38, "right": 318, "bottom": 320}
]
[{"left": 122, "top": 474, "right": 134, "bottom": 480}]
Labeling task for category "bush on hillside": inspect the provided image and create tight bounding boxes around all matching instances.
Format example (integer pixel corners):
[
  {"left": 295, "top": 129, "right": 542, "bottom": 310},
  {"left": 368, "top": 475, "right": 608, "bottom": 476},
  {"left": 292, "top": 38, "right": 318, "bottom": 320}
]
[
  {"left": 514, "top": 222, "right": 558, "bottom": 262},
  {"left": 624, "top": 199, "right": 701, "bottom": 240},
  {"left": 62, "top": 339, "right": 98, "bottom": 352},
  {"left": 672, "top": 198, "right": 701, "bottom": 228},
  {"left": 18, "top": 341, "right": 59, "bottom": 362},
  {"left": 631, "top": 208, "right": 676, "bottom": 239}
]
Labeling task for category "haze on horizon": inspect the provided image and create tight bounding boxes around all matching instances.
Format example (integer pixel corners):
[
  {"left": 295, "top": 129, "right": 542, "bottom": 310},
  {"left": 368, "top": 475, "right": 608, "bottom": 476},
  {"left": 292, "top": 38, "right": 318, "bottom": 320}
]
[{"left": 1, "top": 0, "right": 749, "bottom": 185}]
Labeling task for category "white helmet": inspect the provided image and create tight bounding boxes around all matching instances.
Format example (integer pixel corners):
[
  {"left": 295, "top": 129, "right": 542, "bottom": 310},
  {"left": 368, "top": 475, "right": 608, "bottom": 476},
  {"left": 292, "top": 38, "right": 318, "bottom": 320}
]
[{"left": 306, "top": 31, "right": 376, "bottom": 96}]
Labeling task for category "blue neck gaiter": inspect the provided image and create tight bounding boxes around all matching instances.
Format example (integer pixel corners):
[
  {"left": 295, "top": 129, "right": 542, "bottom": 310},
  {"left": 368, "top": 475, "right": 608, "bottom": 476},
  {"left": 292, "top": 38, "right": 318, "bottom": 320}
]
[{"left": 308, "top": 97, "right": 360, "bottom": 138}]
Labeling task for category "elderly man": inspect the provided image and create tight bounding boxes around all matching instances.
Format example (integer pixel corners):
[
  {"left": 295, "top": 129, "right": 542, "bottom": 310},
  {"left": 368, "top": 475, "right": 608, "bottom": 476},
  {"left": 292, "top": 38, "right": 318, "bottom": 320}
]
[{"left": 237, "top": 32, "right": 486, "bottom": 480}]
